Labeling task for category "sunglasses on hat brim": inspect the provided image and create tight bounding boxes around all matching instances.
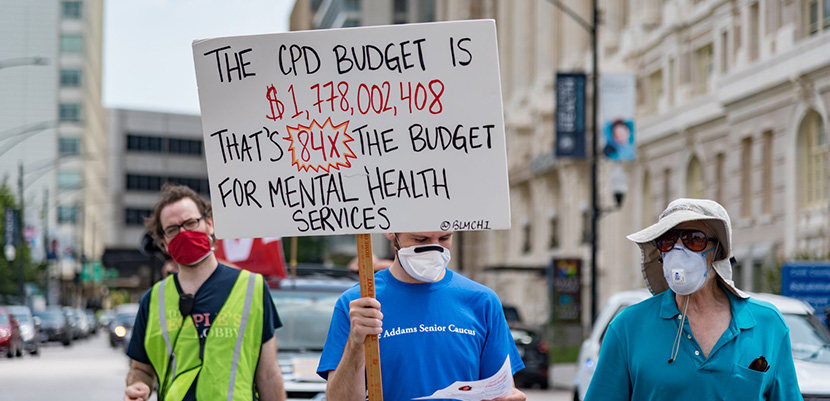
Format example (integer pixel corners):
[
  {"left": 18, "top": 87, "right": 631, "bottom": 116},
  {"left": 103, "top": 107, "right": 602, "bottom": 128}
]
[{"left": 654, "top": 229, "right": 716, "bottom": 253}]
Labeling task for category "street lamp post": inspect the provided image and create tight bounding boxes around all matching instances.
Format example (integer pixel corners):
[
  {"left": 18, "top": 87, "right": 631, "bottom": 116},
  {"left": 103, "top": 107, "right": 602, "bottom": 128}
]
[{"left": 546, "top": 0, "right": 601, "bottom": 323}]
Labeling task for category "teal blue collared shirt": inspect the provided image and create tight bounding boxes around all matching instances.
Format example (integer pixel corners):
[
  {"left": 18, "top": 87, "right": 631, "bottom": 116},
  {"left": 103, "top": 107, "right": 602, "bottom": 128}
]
[{"left": 584, "top": 285, "right": 803, "bottom": 400}]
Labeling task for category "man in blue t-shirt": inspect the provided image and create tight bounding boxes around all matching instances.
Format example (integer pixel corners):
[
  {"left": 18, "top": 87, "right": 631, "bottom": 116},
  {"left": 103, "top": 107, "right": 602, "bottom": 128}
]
[{"left": 317, "top": 231, "right": 526, "bottom": 401}]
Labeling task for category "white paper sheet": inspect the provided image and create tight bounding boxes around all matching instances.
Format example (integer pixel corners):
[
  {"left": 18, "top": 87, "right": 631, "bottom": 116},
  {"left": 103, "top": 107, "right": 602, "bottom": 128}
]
[{"left": 412, "top": 355, "right": 513, "bottom": 401}]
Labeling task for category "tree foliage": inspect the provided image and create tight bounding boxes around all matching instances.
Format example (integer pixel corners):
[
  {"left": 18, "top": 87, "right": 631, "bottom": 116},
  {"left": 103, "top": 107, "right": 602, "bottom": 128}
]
[{"left": 0, "top": 184, "right": 46, "bottom": 302}]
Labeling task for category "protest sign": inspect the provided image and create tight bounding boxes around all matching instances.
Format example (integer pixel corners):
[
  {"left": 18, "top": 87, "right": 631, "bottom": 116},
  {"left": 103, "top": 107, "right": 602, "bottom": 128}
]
[{"left": 192, "top": 20, "right": 510, "bottom": 239}]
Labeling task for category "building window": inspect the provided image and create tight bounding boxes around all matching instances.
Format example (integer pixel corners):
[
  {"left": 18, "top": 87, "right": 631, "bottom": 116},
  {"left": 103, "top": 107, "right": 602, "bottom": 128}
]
[
  {"left": 168, "top": 138, "right": 204, "bottom": 155},
  {"left": 126, "top": 174, "right": 210, "bottom": 195},
  {"left": 60, "top": 69, "right": 81, "bottom": 87},
  {"left": 126, "top": 134, "right": 203, "bottom": 155},
  {"left": 642, "top": 171, "right": 654, "bottom": 227},
  {"left": 741, "top": 137, "right": 753, "bottom": 217},
  {"left": 805, "top": 0, "right": 830, "bottom": 35},
  {"left": 762, "top": 130, "right": 773, "bottom": 214},
  {"left": 686, "top": 156, "right": 704, "bottom": 198},
  {"left": 695, "top": 44, "right": 713, "bottom": 95},
  {"left": 548, "top": 215, "right": 559, "bottom": 249},
  {"left": 647, "top": 69, "right": 663, "bottom": 114},
  {"left": 57, "top": 170, "right": 82, "bottom": 190},
  {"left": 60, "top": 34, "right": 83, "bottom": 53},
  {"left": 581, "top": 209, "right": 591, "bottom": 244},
  {"left": 57, "top": 206, "right": 78, "bottom": 224},
  {"left": 667, "top": 59, "right": 675, "bottom": 107},
  {"left": 799, "top": 111, "right": 827, "bottom": 208},
  {"left": 663, "top": 168, "right": 672, "bottom": 206},
  {"left": 521, "top": 220, "right": 532, "bottom": 254},
  {"left": 715, "top": 152, "right": 725, "bottom": 204},
  {"left": 59, "top": 137, "right": 81, "bottom": 156},
  {"left": 720, "top": 31, "right": 729, "bottom": 74},
  {"left": 393, "top": 0, "right": 408, "bottom": 23},
  {"left": 749, "top": 3, "right": 760, "bottom": 61},
  {"left": 59, "top": 103, "right": 81, "bottom": 122},
  {"left": 125, "top": 208, "right": 153, "bottom": 226},
  {"left": 62, "top": 1, "right": 82, "bottom": 19}
]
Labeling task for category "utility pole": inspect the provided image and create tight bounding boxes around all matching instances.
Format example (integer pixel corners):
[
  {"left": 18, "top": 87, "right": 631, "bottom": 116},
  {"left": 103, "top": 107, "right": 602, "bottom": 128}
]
[
  {"left": 17, "top": 162, "right": 25, "bottom": 303},
  {"left": 547, "top": 0, "right": 601, "bottom": 323},
  {"left": 589, "top": 0, "right": 600, "bottom": 325}
]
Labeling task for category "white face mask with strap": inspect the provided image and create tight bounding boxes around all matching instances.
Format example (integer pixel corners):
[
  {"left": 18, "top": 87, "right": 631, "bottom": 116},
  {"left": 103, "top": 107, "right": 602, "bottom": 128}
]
[
  {"left": 395, "top": 236, "right": 451, "bottom": 283},
  {"left": 661, "top": 243, "right": 718, "bottom": 296}
]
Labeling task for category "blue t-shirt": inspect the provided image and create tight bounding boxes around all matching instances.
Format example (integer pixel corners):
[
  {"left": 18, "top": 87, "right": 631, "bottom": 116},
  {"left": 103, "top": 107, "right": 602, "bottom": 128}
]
[
  {"left": 584, "top": 286, "right": 802, "bottom": 401},
  {"left": 127, "top": 263, "right": 281, "bottom": 401},
  {"left": 317, "top": 268, "right": 524, "bottom": 400}
]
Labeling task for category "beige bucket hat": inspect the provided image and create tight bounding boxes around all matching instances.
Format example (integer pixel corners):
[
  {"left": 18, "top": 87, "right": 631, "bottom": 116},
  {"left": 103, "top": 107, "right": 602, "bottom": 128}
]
[{"left": 627, "top": 198, "right": 748, "bottom": 298}]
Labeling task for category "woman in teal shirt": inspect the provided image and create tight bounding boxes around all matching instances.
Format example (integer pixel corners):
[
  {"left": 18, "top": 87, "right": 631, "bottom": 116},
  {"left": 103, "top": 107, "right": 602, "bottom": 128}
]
[{"left": 585, "top": 198, "right": 802, "bottom": 400}]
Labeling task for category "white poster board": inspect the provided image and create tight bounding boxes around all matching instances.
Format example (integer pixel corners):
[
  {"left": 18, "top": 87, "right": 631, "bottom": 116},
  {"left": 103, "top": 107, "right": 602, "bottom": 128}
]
[{"left": 192, "top": 20, "right": 510, "bottom": 239}]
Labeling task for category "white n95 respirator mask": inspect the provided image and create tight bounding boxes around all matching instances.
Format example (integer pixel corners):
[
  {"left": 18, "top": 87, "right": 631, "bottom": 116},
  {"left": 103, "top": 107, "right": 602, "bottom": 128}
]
[
  {"left": 397, "top": 244, "right": 451, "bottom": 283},
  {"left": 661, "top": 244, "right": 716, "bottom": 295}
]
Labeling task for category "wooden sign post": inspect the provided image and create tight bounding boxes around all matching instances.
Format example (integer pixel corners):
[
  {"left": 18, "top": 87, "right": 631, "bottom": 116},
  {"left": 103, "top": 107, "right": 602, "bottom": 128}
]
[
  {"left": 356, "top": 234, "right": 383, "bottom": 400},
  {"left": 192, "top": 20, "right": 510, "bottom": 401}
]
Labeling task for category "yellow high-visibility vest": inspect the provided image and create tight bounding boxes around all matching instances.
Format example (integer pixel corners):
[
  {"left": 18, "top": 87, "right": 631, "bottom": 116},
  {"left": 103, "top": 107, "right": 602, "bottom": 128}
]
[{"left": 145, "top": 269, "right": 264, "bottom": 401}]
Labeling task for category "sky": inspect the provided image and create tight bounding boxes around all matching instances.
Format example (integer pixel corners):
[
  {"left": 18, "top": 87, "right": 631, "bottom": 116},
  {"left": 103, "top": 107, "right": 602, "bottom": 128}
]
[{"left": 103, "top": 0, "right": 295, "bottom": 115}]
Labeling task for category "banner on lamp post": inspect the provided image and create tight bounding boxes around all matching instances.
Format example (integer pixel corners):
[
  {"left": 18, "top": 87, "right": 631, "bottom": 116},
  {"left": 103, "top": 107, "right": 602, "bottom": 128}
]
[
  {"left": 555, "top": 73, "right": 587, "bottom": 159},
  {"left": 600, "top": 73, "right": 636, "bottom": 161}
]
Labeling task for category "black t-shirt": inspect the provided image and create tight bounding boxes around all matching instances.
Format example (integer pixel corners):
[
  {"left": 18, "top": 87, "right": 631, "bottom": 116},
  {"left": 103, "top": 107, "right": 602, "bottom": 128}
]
[{"left": 127, "top": 264, "right": 281, "bottom": 399}]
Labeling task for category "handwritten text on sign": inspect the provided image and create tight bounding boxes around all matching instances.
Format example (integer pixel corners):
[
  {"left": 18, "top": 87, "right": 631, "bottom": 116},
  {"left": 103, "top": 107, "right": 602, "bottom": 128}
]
[{"left": 192, "top": 20, "right": 510, "bottom": 239}]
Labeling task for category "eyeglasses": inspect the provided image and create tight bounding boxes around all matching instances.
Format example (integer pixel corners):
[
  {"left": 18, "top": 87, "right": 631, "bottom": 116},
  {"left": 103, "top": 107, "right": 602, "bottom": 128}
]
[
  {"left": 654, "top": 229, "right": 715, "bottom": 253},
  {"left": 163, "top": 216, "right": 205, "bottom": 239}
]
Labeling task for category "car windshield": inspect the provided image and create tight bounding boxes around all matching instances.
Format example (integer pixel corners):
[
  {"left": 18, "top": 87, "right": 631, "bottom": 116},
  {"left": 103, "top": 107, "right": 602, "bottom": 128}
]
[
  {"left": 115, "top": 313, "right": 136, "bottom": 327},
  {"left": 271, "top": 289, "right": 341, "bottom": 351},
  {"left": 7, "top": 307, "right": 30, "bottom": 323},
  {"left": 0, "top": 313, "right": 8, "bottom": 325},
  {"left": 35, "top": 311, "right": 66, "bottom": 324},
  {"left": 784, "top": 313, "right": 830, "bottom": 364}
]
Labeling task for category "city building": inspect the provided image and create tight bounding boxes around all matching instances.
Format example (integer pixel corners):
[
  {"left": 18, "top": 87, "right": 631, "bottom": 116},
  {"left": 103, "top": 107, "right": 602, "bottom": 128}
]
[
  {"left": 102, "top": 108, "right": 207, "bottom": 299},
  {"left": 290, "top": 0, "right": 437, "bottom": 260},
  {"left": 432, "top": 0, "right": 830, "bottom": 333},
  {"left": 0, "top": 0, "right": 107, "bottom": 306}
]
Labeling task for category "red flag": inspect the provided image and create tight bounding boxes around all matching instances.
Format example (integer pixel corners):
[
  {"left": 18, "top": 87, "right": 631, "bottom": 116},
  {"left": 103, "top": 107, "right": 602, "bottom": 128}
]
[{"left": 214, "top": 237, "right": 287, "bottom": 278}]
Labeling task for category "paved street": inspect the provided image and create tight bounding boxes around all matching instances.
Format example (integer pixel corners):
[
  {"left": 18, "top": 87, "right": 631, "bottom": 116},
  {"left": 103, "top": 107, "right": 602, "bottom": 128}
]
[
  {"left": 0, "top": 332, "right": 573, "bottom": 400},
  {"left": 0, "top": 333, "right": 130, "bottom": 401}
]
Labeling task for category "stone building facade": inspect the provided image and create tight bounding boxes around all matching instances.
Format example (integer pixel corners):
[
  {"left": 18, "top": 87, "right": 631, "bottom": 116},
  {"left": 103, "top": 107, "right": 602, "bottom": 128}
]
[{"left": 435, "top": 0, "right": 830, "bottom": 330}]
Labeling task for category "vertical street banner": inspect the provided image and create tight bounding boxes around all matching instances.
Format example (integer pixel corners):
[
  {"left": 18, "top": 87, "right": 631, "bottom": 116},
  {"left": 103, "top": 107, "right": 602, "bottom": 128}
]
[
  {"left": 555, "top": 73, "right": 587, "bottom": 159},
  {"left": 600, "top": 73, "right": 636, "bottom": 161},
  {"left": 192, "top": 20, "right": 511, "bottom": 239},
  {"left": 550, "top": 258, "right": 582, "bottom": 323}
]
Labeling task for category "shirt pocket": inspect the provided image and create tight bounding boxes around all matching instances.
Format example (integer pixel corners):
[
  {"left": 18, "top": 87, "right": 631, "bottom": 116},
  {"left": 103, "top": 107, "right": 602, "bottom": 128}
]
[{"left": 725, "top": 363, "right": 767, "bottom": 400}]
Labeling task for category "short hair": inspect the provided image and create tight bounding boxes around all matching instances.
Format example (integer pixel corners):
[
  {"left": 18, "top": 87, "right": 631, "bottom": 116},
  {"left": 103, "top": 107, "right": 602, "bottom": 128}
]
[{"left": 144, "top": 183, "right": 212, "bottom": 243}]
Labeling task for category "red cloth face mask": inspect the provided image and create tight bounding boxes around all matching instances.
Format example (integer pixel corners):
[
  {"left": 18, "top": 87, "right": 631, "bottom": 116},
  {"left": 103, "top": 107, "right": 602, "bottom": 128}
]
[{"left": 167, "top": 230, "right": 213, "bottom": 266}]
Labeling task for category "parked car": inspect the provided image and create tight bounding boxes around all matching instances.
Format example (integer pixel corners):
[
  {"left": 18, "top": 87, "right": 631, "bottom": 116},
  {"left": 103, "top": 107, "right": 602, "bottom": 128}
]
[
  {"left": 61, "top": 307, "right": 81, "bottom": 340},
  {"left": 33, "top": 308, "right": 72, "bottom": 346},
  {"left": 503, "top": 304, "right": 523, "bottom": 325},
  {"left": 97, "top": 309, "right": 116, "bottom": 329},
  {"left": 269, "top": 265, "right": 357, "bottom": 401},
  {"left": 73, "top": 307, "right": 91, "bottom": 338},
  {"left": 5, "top": 305, "right": 39, "bottom": 355},
  {"left": 84, "top": 309, "right": 98, "bottom": 335},
  {"left": 0, "top": 306, "right": 23, "bottom": 358},
  {"left": 109, "top": 304, "right": 139, "bottom": 349},
  {"left": 573, "top": 290, "right": 830, "bottom": 400},
  {"left": 510, "top": 324, "right": 550, "bottom": 389}
]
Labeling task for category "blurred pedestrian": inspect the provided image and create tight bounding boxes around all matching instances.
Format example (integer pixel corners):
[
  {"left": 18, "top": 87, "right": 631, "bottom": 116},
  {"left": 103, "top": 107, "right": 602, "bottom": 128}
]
[
  {"left": 124, "top": 183, "right": 285, "bottom": 401},
  {"left": 585, "top": 198, "right": 801, "bottom": 400},
  {"left": 317, "top": 231, "right": 526, "bottom": 401}
]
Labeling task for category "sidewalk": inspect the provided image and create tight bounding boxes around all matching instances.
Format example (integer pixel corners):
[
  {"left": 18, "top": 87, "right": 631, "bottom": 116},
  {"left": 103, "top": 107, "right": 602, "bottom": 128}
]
[{"left": 550, "top": 362, "right": 577, "bottom": 391}]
